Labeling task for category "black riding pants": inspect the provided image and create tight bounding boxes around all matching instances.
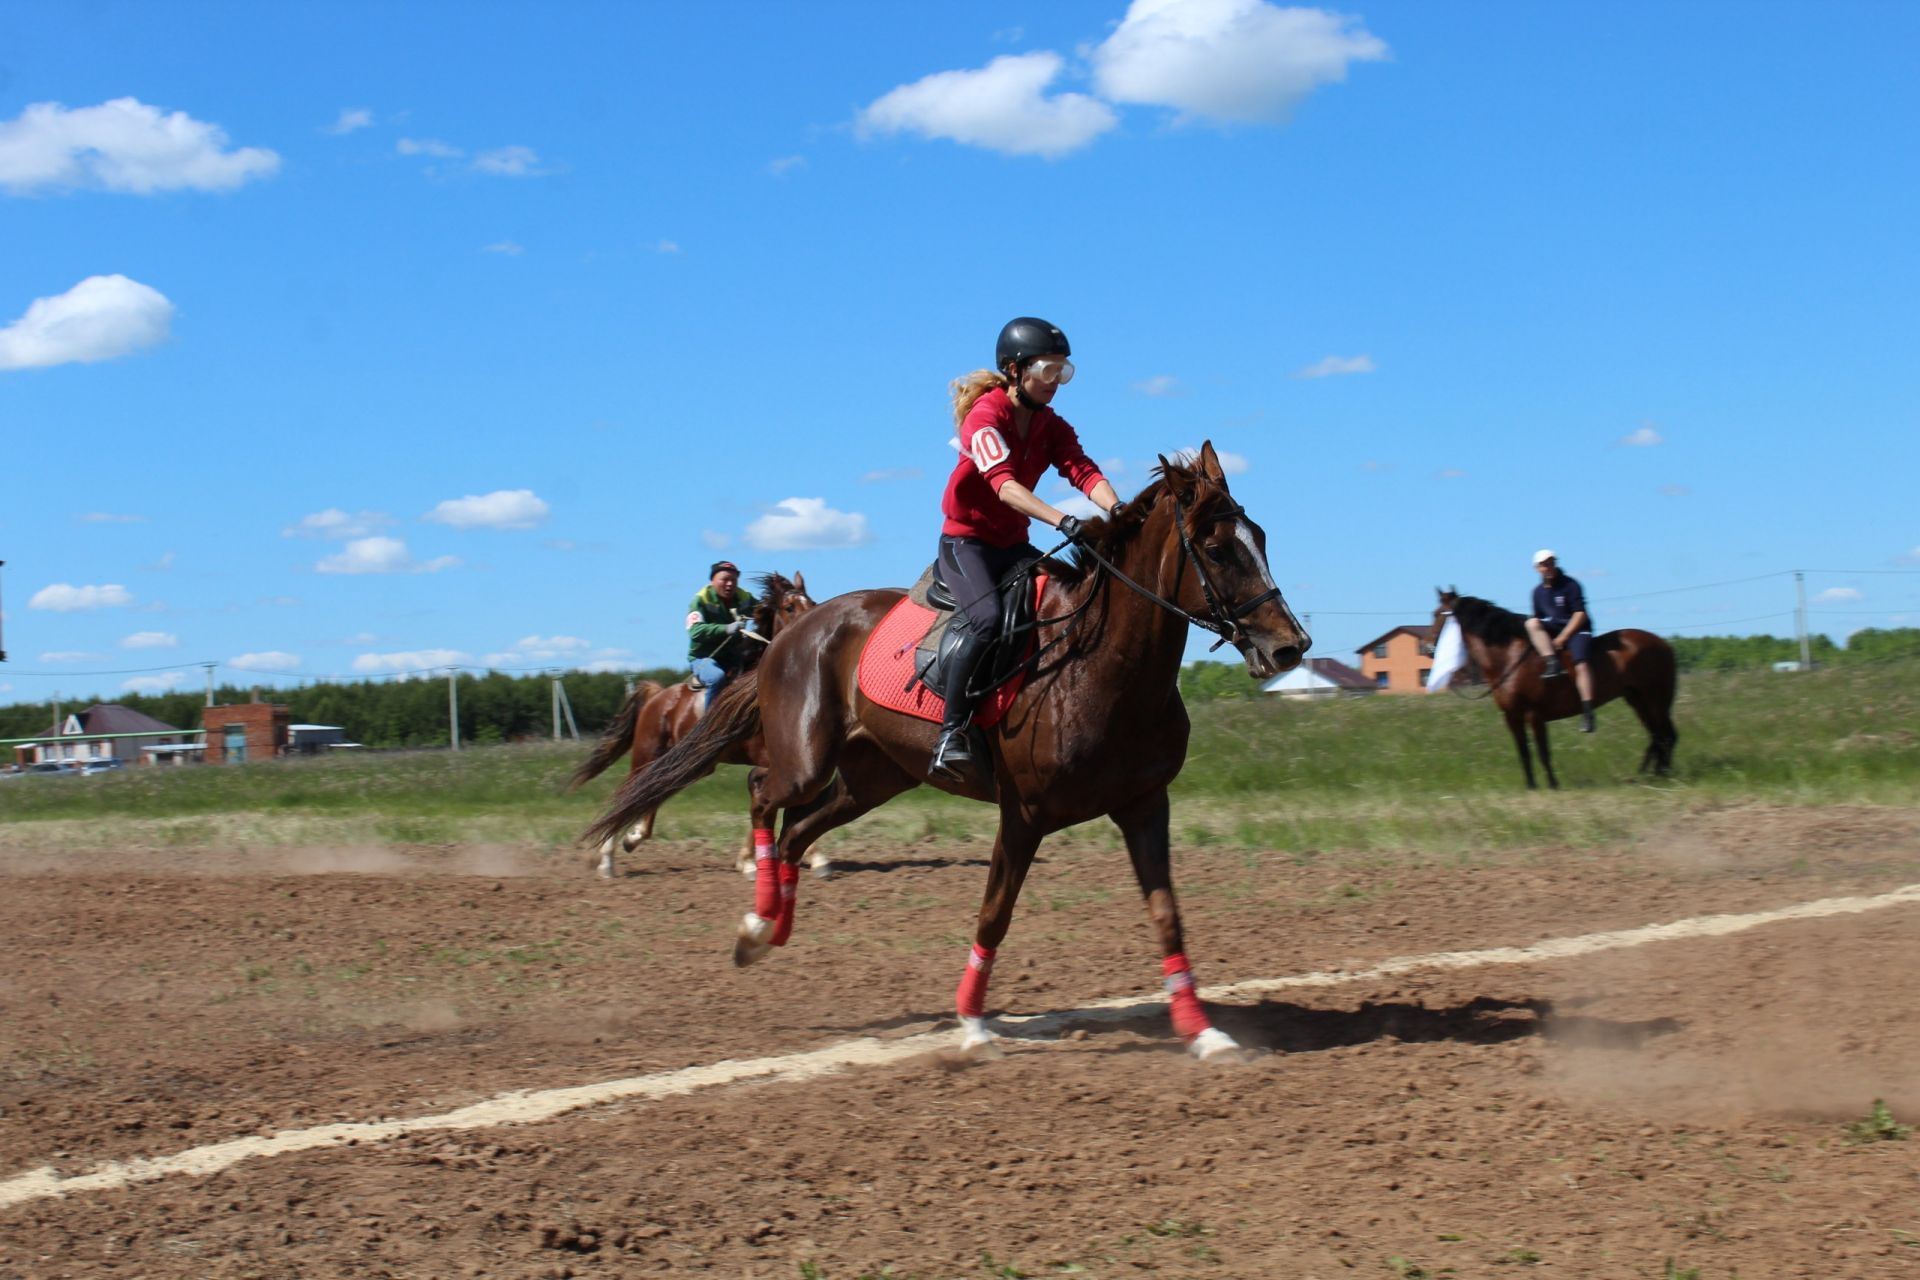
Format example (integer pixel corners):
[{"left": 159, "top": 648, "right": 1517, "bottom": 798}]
[{"left": 936, "top": 535, "right": 1039, "bottom": 639}]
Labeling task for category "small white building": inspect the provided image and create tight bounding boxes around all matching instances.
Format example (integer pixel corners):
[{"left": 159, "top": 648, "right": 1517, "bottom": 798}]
[{"left": 1262, "top": 657, "right": 1378, "bottom": 698}]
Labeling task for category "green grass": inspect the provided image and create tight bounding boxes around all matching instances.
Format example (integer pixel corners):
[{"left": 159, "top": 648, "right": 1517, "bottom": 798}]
[{"left": 3, "top": 660, "right": 1916, "bottom": 855}]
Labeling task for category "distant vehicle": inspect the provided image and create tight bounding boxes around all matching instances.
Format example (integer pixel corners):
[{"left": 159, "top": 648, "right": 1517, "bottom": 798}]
[
  {"left": 25, "top": 760, "right": 81, "bottom": 776},
  {"left": 79, "top": 758, "right": 127, "bottom": 774}
]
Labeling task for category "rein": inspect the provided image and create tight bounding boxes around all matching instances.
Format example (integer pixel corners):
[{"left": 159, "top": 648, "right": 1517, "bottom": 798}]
[{"left": 1439, "top": 613, "right": 1531, "bottom": 701}]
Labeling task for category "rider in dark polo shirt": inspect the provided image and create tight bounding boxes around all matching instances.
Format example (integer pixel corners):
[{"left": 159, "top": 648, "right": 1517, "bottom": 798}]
[{"left": 1526, "top": 549, "right": 1597, "bottom": 733}]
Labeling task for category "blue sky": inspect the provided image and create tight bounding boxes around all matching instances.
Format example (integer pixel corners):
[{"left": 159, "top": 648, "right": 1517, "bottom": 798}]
[{"left": 4, "top": 0, "right": 1917, "bottom": 706}]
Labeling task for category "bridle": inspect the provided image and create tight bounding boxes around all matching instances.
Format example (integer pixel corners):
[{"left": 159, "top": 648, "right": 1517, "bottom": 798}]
[
  {"left": 1435, "top": 608, "right": 1531, "bottom": 700},
  {"left": 1069, "top": 483, "right": 1283, "bottom": 652}
]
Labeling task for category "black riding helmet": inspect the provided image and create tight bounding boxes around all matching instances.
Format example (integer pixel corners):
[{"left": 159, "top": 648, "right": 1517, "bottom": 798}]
[{"left": 995, "top": 317, "right": 1070, "bottom": 374}]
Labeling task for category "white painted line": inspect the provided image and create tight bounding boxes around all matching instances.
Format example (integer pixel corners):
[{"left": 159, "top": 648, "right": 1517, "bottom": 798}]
[{"left": 5, "top": 881, "right": 1917, "bottom": 1212}]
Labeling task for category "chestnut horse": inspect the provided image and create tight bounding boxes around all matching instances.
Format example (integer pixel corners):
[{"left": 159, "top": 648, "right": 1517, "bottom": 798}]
[
  {"left": 1433, "top": 588, "right": 1678, "bottom": 790},
  {"left": 587, "top": 444, "right": 1310, "bottom": 1060},
  {"left": 569, "top": 572, "right": 816, "bottom": 878}
]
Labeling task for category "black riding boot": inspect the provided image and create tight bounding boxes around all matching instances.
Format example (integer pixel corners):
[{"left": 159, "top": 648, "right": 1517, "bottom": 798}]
[{"left": 929, "top": 629, "right": 992, "bottom": 783}]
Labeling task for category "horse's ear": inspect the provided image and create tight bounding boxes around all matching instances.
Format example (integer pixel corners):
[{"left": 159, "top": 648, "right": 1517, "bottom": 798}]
[
  {"left": 793, "top": 570, "right": 806, "bottom": 595},
  {"left": 1197, "top": 440, "right": 1226, "bottom": 484},
  {"left": 1435, "top": 585, "right": 1444, "bottom": 598},
  {"left": 1449, "top": 583, "right": 1457, "bottom": 595}
]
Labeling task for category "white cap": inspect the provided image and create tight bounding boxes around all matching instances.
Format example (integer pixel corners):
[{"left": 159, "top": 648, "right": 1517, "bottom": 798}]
[{"left": 1532, "top": 548, "right": 1556, "bottom": 566}]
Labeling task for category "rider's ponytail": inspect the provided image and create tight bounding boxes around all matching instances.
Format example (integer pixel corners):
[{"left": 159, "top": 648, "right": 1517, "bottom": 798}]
[{"left": 948, "top": 369, "right": 1010, "bottom": 428}]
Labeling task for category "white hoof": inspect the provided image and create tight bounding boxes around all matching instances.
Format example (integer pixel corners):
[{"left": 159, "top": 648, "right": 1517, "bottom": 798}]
[
  {"left": 737, "top": 856, "right": 757, "bottom": 879},
  {"left": 809, "top": 859, "right": 834, "bottom": 880},
  {"left": 595, "top": 854, "right": 615, "bottom": 880},
  {"left": 1189, "top": 1026, "right": 1244, "bottom": 1062},
  {"left": 958, "top": 1016, "right": 1000, "bottom": 1055},
  {"left": 732, "top": 912, "right": 776, "bottom": 968}
]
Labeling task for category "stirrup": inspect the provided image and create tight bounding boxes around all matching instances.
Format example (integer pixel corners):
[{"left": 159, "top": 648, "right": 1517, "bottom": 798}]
[
  {"left": 929, "top": 725, "right": 978, "bottom": 782},
  {"left": 1542, "top": 656, "right": 1564, "bottom": 679}
]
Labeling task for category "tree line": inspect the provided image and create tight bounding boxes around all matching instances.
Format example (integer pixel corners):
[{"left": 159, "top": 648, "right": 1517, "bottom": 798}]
[{"left": 0, "top": 667, "right": 684, "bottom": 748}]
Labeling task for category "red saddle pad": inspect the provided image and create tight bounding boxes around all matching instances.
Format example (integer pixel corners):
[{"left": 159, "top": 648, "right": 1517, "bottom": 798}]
[{"left": 856, "top": 577, "right": 1047, "bottom": 729}]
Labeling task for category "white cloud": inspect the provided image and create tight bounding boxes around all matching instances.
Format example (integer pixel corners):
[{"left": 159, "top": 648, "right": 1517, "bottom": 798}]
[
  {"left": 345, "top": 632, "right": 379, "bottom": 646},
  {"left": 323, "top": 108, "right": 374, "bottom": 136},
  {"left": 0, "top": 275, "right": 174, "bottom": 370},
  {"left": 352, "top": 649, "right": 469, "bottom": 674},
  {"left": 282, "top": 507, "right": 393, "bottom": 540},
  {"left": 1619, "top": 425, "right": 1664, "bottom": 447},
  {"left": 79, "top": 511, "right": 147, "bottom": 523},
  {"left": 0, "top": 683, "right": 11, "bottom": 694},
  {"left": 424, "top": 488, "right": 550, "bottom": 530},
  {"left": 315, "top": 536, "right": 460, "bottom": 575},
  {"left": 482, "top": 240, "right": 524, "bottom": 255},
  {"left": 397, "top": 137, "right": 463, "bottom": 158},
  {"left": 743, "top": 498, "right": 874, "bottom": 551},
  {"left": 122, "top": 671, "right": 185, "bottom": 694},
  {"left": 472, "top": 145, "right": 543, "bottom": 177},
  {"left": 1359, "top": 460, "right": 1394, "bottom": 474},
  {"left": 1132, "top": 374, "right": 1184, "bottom": 397},
  {"left": 1657, "top": 484, "right": 1691, "bottom": 498},
  {"left": 1813, "top": 587, "right": 1862, "bottom": 604},
  {"left": 700, "top": 529, "right": 732, "bottom": 550},
  {"left": 767, "top": 155, "right": 807, "bottom": 176},
  {"left": 859, "top": 51, "right": 1119, "bottom": 158},
  {"left": 860, "top": 467, "right": 924, "bottom": 484},
  {"left": 121, "top": 630, "right": 178, "bottom": 649},
  {"left": 1899, "top": 546, "right": 1920, "bottom": 566},
  {"left": 0, "top": 97, "right": 279, "bottom": 195},
  {"left": 1054, "top": 492, "right": 1105, "bottom": 521},
  {"left": 229, "top": 650, "right": 302, "bottom": 672},
  {"left": 480, "top": 635, "right": 630, "bottom": 668},
  {"left": 39, "top": 650, "right": 106, "bottom": 663},
  {"left": 653, "top": 239, "right": 682, "bottom": 254},
  {"left": 1293, "top": 353, "right": 1375, "bottom": 379},
  {"left": 1090, "top": 0, "right": 1389, "bottom": 125},
  {"left": 1437, "top": 468, "right": 1467, "bottom": 479},
  {"left": 30, "top": 582, "right": 134, "bottom": 611},
  {"left": 147, "top": 551, "right": 176, "bottom": 571}
]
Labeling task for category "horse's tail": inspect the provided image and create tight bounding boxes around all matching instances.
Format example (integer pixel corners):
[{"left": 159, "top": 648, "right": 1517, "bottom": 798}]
[
  {"left": 582, "top": 671, "right": 762, "bottom": 848},
  {"left": 565, "top": 680, "right": 662, "bottom": 792}
]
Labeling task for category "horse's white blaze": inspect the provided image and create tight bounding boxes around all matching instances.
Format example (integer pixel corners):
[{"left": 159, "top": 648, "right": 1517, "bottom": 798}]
[
  {"left": 1233, "top": 520, "right": 1278, "bottom": 595},
  {"left": 7, "top": 881, "right": 1917, "bottom": 1210}
]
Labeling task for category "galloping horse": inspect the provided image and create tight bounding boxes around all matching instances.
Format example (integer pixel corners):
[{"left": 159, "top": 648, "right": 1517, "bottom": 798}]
[
  {"left": 588, "top": 444, "right": 1310, "bottom": 1060},
  {"left": 569, "top": 572, "right": 816, "bottom": 878},
  {"left": 1433, "top": 588, "right": 1678, "bottom": 790}
]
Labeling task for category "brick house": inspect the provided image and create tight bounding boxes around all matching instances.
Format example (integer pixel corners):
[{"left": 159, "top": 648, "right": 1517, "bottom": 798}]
[
  {"left": 1355, "top": 625, "right": 1436, "bottom": 693},
  {"left": 202, "top": 700, "right": 291, "bottom": 764}
]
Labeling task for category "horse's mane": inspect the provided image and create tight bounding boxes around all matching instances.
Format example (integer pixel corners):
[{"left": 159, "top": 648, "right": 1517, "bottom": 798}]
[
  {"left": 1450, "top": 595, "right": 1531, "bottom": 645},
  {"left": 1047, "top": 456, "right": 1232, "bottom": 584},
  {"left": 752, "top": 572, "right": 795, "bottom": 622}
]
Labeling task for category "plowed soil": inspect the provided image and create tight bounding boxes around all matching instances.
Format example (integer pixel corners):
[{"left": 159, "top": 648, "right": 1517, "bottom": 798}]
[{"left": 4, "top": 805, "right": 1919, "bottom": 1278}]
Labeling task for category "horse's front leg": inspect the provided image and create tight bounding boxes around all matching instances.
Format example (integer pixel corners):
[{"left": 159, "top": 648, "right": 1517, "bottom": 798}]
[
  {"left": 1506, "top": 708, "right": 1536, "bottom": 790},
  {"left": 1111, "top": 788, "right": 1241, "bottom": 1061},
  {"left": 1531, "top": 716, "right": 1558, "bottom": 789},
  {"left": 954, "top": 810, "right": 1042, "bottom": 1053}
]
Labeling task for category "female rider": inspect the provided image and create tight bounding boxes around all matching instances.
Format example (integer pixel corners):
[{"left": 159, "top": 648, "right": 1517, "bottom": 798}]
[{"left": 931, "top": 316, "right": 1124, "bottom": 782}]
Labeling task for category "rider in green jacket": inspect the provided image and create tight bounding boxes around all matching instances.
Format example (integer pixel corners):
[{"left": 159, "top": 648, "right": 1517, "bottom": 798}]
[{"left": 686, "top": 560, "right": 758, "bottom": 709}]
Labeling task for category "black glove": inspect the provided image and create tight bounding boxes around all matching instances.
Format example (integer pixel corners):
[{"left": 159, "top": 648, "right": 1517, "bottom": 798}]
[
  {"left": 1107, "top": 501, "right": 1132, "bottom": 521},
  {"left": 1057, "top": 515, "right": 1087, "bottom": 542}
]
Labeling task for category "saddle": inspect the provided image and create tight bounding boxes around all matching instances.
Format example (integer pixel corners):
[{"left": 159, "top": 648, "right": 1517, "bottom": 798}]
[
  {"left": 856, "top": 562, "right": 1047, "bottom": 730},
  {"left": 904, "top": 558, "right": 1040, "bottom": 701}
]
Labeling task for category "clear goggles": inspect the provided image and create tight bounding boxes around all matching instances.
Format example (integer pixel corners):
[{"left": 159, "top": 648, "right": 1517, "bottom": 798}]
[{"left": 1025, "top": 356, "right": 1074, "bottom": 386}]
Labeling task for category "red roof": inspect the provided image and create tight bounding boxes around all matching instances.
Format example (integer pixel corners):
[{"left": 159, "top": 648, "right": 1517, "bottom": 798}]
[{"left": 1354, "top": 624, "right": 1434, "bottom": 654}]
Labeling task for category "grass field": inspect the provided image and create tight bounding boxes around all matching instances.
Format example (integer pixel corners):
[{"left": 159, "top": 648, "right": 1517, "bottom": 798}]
[{"left": 3, "top": 658, "right": 1915, "bottom": 857}]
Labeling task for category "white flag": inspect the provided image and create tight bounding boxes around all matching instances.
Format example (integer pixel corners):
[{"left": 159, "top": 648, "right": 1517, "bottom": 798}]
[{"left": 1426, "top": 615, "right": 1467, "bottom": 691}]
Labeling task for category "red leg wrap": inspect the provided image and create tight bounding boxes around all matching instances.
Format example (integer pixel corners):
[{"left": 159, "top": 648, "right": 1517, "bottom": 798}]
[
  {"left": 1163, "top": 953, "right": 1211, "bottom": 1040},
  {"left": 752, "top": 830, "right": 778, "bottom": 920},
  {"left": 955, "top": 943, "right": 996, "bottom": 1019},
  {"left": 771, "top": 861, "right": 800, "bottom": 946}
]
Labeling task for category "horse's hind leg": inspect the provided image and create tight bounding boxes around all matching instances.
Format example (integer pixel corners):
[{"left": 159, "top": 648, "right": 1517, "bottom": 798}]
[
  {"left": 953, "top": 807, "right": 1042, "bottom": 1054},
  {"left": 1112, "top": 787, "right": 1240, "bottom": 1061},
  {"left": 1622, "top": 690, "right": 1679, "bottom": 776}
]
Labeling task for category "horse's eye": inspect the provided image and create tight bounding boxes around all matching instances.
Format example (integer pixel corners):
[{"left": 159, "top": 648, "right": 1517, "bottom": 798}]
[{"left": 1204, "top": 543, "right": 1231, "bottom": 565}]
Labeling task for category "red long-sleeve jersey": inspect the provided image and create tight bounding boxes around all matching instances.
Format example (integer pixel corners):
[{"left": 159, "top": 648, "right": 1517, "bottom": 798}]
[{"left": 940, "top": 388, "right": 1107, "bottom": 547}]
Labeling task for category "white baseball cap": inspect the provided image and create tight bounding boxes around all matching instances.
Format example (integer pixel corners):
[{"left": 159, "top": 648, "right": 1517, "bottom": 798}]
[{"left": 1532, "top": 548, "right": 1557, "bottom": 566}]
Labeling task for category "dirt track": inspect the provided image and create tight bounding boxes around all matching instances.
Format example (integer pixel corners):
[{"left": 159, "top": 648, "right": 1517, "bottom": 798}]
[{"left": 4, "top": 806, "right": 1919, "bottom": 1278}]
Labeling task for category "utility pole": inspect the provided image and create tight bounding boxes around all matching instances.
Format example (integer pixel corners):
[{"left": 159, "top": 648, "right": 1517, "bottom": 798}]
[
  {"left": 447, "top": 667, "right": 461, "bottom": 753},
  {"left": 1794, "top": 570, "right": 1811, "bottom": 670},
  {"left": 202, "top": 662, "right": 218, "bottom": 707},
  {"left": 0, "top": 559, "right": 9, "bottom": 663},
  {"left": 551, "top": 672, "right": 562, "bottom": 741}
]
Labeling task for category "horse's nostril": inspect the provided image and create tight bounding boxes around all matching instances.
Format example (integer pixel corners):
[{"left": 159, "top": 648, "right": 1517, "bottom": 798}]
[{"left": 1273, "top": 646, "right": 1302, "bottom": 669}]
